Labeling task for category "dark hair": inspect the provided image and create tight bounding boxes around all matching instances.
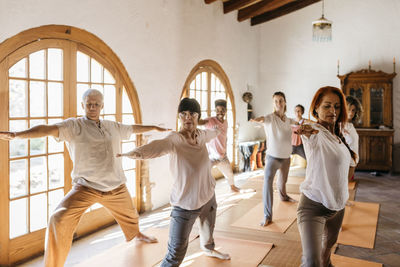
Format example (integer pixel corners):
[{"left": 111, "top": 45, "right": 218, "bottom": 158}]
[
  {"left": 272, "top": 91, "right": 287, "bottom": 112},
  {"left": 346, "top": 96, "right": 363, "bottom": 123},
  {"left": 309, "top": 86, "right": 356, "bottom": 161},
  {"left": 215, "top": 99, "right": 227, "bottom": 109},
  {"left": 295, "top": 104, "right": 305, "bottom": 114},
  {"left": 178, "top": 98, "right": 201, "bottom": 119}
]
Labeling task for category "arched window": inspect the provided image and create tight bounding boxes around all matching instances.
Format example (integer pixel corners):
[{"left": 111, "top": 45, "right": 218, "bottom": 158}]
[
  {"left": 181, "top": 60, "right": 236, "bottom": 164},
  {"left": 0, "top": 26, "right": 141, "bottom": 265}
]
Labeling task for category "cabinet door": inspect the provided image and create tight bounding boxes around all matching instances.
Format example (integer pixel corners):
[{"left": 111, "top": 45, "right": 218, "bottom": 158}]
[
  {"left": 346, "top": 83, "right": 367, "bottom": 127},
  {"left": 368, "top": 83, "right": 385, "bottom": 127}
]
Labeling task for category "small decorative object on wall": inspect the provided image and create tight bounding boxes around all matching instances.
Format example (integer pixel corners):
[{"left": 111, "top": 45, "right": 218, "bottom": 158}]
[
  {"left": 312, "top": 0, "right": 332, "bottom": 42},
  {"left": 242, "top": 91, "right": 253, "bottom": 121}
]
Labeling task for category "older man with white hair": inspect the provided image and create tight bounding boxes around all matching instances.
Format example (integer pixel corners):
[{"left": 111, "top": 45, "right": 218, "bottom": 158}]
[{"left": 0, "top": 89, "right": 170, "bottom": 267}]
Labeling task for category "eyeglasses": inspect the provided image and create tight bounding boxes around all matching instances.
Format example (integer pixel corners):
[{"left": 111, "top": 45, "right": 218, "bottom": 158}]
[
  {"left": 179, "top": 111, "right": 199, "bottom": 119},
  {"left": 85, "top": 103, "right": 102, "bottom": 109}
]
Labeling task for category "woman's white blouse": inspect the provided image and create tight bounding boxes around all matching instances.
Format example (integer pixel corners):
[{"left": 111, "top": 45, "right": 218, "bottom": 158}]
[
  {"left": 263, "top": 113, "right": 296, "bottom": 159},
  {"left": 344, "top": 122, "right": 359, "bottom": 167},
  {"left": 127, "top": 129, "right": 218, "bottom": 210},
  {"left": 300, "top": 124, "right": 351, "bottom": 211}
]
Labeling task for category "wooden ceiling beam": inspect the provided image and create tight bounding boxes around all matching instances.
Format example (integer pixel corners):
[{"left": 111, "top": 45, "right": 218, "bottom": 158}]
[
  {"left": 205, "top": 0, "right": 218, "bottom": 4},
  {"left": 251, "top": 0, "right": 320, "bottom": 26},
  {"left": 238, "top": 0, "right": 296, "bottom": 22},
  {"left": 223, "top": 0, "right": 261, "bottom": 14}
]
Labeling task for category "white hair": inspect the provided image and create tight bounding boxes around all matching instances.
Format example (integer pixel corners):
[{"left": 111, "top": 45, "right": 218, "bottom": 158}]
[{"left": 82, "top": 89, "right": 104, "bottom": 103}]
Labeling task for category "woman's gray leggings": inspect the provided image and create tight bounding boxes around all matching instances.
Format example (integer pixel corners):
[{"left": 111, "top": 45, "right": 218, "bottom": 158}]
[
  {"left": 297, "top": 194, "right": 345, "bottom": 267},
  {"left": 263, "top": 155, "right": 291, "bottom": 220}
]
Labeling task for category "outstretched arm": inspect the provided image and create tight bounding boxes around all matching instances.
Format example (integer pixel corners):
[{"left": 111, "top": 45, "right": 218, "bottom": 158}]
[
  {"left": 131, "top": 125, "right": 171, "bottom": 134},
  {"left": 0, "top": 125, "right": 59, "bottom": 141},
  {"left": 117, "top": 136, "right": 174, "bottom": 159},
  {"left": 198, "top": 118, "right": 210, "bottom": 126},
  {"left": 250, "top": 116, "right": 265, "bottom": 123},
  {"left": 295, "top": 124, "right": 319, "bottom": 138}
]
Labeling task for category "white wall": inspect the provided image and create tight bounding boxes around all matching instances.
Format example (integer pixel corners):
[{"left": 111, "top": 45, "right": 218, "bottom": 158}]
[
  {"left": 0, "top": 0, "right": 259, "bottom": 209},
  {"left": 256, "top": 0, "right": 400, "bottom": 145}
]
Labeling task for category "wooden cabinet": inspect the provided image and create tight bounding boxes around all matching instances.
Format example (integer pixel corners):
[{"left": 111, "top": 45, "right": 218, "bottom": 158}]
[{"left": 338, "top": 69, "right": 395, "bottom": 171}]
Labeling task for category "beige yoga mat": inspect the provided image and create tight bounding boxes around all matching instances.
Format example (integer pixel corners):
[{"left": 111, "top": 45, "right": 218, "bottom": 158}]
[
  {"left": 216, "top": 190, "right": 257, "bottom": 217},
  {"left": 181, "top": 236, "right": 273, "bottom": 267},
  {"left": 331, "top": 254, "right": 382, "bottom": 267},
  {"left": 337, "top": 201, "right": 380, "bottom": 249},
  {"left": 75, "top": 227, "right": 197, "bottom": 267},
  {"left": 231, "top": 194, "right": 300, "bottom": 233}
]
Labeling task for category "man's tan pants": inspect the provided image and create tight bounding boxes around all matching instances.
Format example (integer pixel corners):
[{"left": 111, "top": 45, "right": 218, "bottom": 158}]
[{"left": 44, "top": 184, "right": 139, "bottom": 267}]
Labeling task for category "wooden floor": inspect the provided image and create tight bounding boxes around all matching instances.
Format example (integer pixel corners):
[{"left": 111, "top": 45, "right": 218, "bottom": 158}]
[{"left": 19, "top": 168, "right": 400, "bottom": 267}]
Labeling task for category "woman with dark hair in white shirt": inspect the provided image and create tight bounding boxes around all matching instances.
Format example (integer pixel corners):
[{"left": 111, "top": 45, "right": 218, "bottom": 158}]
[
  {"left": 251, "top": 91, "right": 297, "bottom": 226},
  {"left": 117, "top": 98, "right": 230, "bottom": 267},
  {"left": 296, "top": 86, "right": 356, "bottom": 267}
]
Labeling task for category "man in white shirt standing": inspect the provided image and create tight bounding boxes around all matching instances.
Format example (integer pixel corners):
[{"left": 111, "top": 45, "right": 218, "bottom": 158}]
[{"left": 0, "top": 89, "right": 169, "bottom": 267}]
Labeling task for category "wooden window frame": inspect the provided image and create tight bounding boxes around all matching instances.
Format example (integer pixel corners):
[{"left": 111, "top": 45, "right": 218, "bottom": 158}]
[
  {"left": 0, "top": 25, "right": 143, "bottom": 265},
  {"left": 180, "top": 59, "right": 237, "bottom": 165}
]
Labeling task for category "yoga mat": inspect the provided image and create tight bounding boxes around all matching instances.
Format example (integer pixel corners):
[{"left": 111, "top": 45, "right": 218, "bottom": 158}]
[
  {"left": 337, "top": 201, "right": 380, "bottom": 249},
  {"left": 331, "top": 254, "right": 382, "bottom": 267},
  {"left": 231, "top": 194, "right": 300, "bottom": 233},
  {"left": 261, "top": 239, "right": 302, "bottom": 266},
  {"left": 181, "top": 236, "right": 273, "bottom": 267},
  {"left": 75, "top": 227, "right": 197, "bottom": 267},
  {"left": 216, "top": 191, "right": 257, "bottom": 217}
]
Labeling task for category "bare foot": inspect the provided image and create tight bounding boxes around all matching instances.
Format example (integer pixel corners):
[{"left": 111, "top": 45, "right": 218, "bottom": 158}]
[
  {"left": 260, "top": 218, "right": 272, "bottom": 226},
  {"left": 230, "top": 185, "right": 240, "bottom": 193},
  {"left": 239, "top": 188, "right": 256, "bottom": 193},
  {"left": 204, "top": 249, "right": 230, "bottom": 260},
  {"left": 282, "top": 196, "right": 298, "bottom": 203},
  {"left": 136, "top": 232, "right": 158, "bottom": 243},
  {"left": 345, "top": 201, "right": 354, "bottom": 206}
]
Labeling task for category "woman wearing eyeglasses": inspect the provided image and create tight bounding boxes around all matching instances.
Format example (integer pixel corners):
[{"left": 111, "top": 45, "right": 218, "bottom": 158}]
[{"left": 117, "top": 98, "right": 230, "bottom": 267}]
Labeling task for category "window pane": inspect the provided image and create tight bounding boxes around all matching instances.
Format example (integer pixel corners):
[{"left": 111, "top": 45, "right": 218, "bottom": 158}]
[
  {"left": 196, "top": 74, "right": 201, "bottom": 89},
  {"left": 48, "top": 82, "right": 63, "bottom": 117},
  {"left": 201, "top": 90, "right": 207, "bottom": 110},
  {"left": 9, "top": 58, "right": 27, "bottom": 78},
  {"left": 48, "top": 119, "right": 64, "bottom": 153},
  {"left": 189, "top": 80, "right": 195, "bottom": 90},
  {"left": 91, "top": 58, "right": 102, "bottom": 83},
  {"left": 29, "top": 50, "right": 45, "bottom": 79},
  {"left": 9, "top": 120, "right": 28, "bottom": 158},
  {"left": 30, "top": 120, "right": 46, "bottom": 156},
  {"left": 122, "top": 89, "right": 133, "bottom": 113},
  {"left": 48, "top": 48, "right": 63, "bottom": 81},
  {"left": 9, "top": 79, "right": 27, "bottom": 117},
  {"left": 202, "top": 72, "right": 207, "bottom": 90},
  {"left": 77, "top": 52, "right": 89, "bottom": 82},
  {"left": 189, "top": 90, "right": 195, "bottom": 98},
  {"left": 104, "top": 85, "right": 116, "bottom": 114},
  {"left": 30, "top": 81, "right": 46, "bottom": 117},
  {"left": 10, "top": 198, "right": 28, "bottom": 238},
  {"left": 49, "top": 154, "right": 64, "bottom": 189},
  {"left": 77, "top": 83, "right": 89, "bottom": 116},
  {"left": 30, "top": 156, "right": 47, "bottom": 194},
  {"left": 104, "top": 115, "right": 115, "bottom": 121},
  {"left": 49, "top": 189, "right": 64, "bottom": 217},
  {"left": 122, "top": 142, "right": 136, "bottom": 170},
  {"left": 30, "top": 193, "right": 47, "bottom": 232},
  {"left": 124, "top": 170, "right": 136, "bottom": 197},
  {"left": 122, "top": 114, "right": 135, "bottom": 125},
  {"left": 104, "top": 69, "right": 115, "bottom": 84},
  {"left": 10, "top": 159, "right": 28, "bottom": 198}
]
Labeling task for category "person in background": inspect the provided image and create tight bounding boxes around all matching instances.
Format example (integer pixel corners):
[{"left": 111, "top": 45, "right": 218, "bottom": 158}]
[
  {"left": 291, "top": 104, "right": 307, "bottom": 160},
  {"left": 296, "top": 86, "right": 356, "bottom": 267},
  {"left": 344, "top": 95, "right": 363, "bottom": 182},
  {"left": 117, "top": 98, "right": 230, "bottom": 267},
  {"left": 199, "top": 99, "right": 241, "bottom": 192},
  {"left": 0, "top": 89, "right": 169, "bottom": 267},
  {"left": 251, "top": 91, "right": 298, "bottom": 226}
]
